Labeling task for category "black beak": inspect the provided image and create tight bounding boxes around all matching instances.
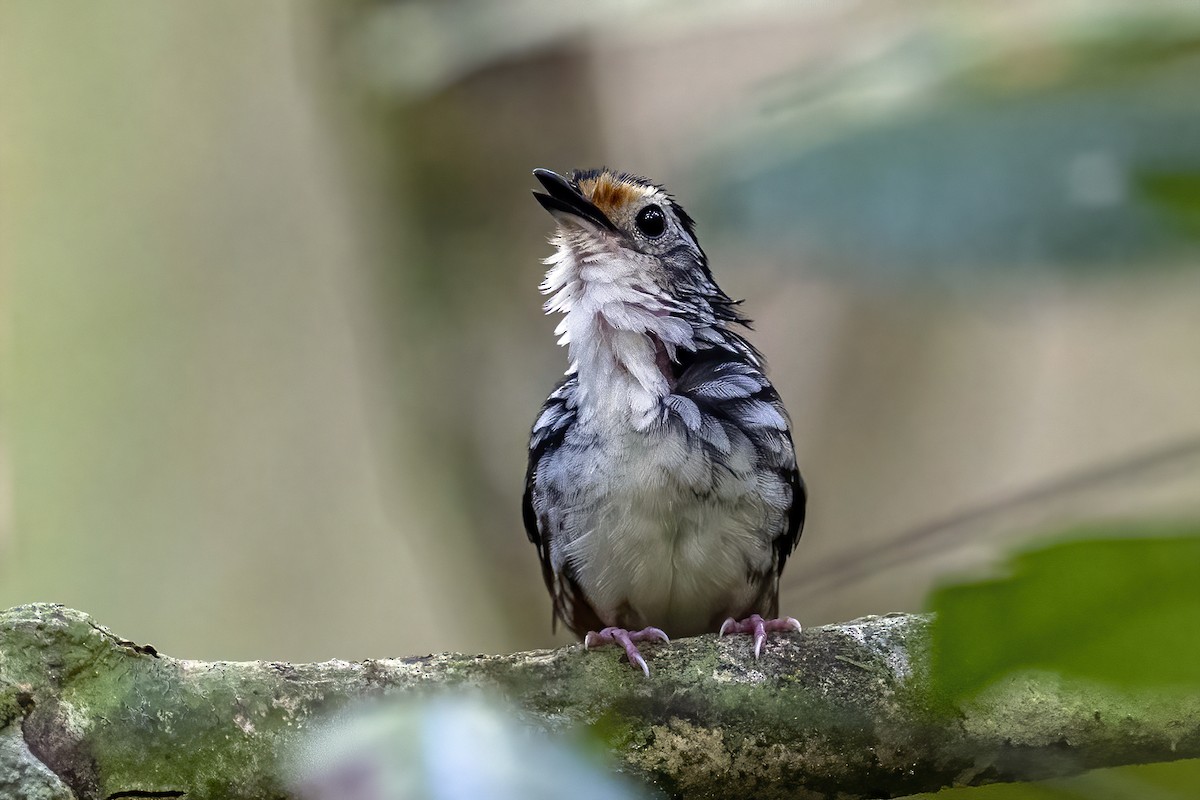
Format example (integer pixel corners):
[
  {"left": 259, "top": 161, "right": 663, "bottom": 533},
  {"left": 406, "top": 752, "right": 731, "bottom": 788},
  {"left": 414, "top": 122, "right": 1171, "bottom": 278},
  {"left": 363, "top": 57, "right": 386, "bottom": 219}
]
[{"left": 532, "top": 168, "right": 617, "bottom": 231}]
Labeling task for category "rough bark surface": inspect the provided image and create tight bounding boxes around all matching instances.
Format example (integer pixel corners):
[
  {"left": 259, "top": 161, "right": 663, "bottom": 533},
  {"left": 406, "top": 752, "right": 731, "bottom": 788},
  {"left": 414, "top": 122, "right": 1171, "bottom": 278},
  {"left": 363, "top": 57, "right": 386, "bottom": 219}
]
[{"left": 0, "top": 604, "right": 1196, "bottom": 800}]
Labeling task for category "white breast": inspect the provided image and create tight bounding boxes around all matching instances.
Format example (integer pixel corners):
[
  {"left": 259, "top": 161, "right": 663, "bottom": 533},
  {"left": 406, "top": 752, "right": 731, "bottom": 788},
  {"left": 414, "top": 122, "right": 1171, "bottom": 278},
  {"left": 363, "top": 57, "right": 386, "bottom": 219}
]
[{"left": 559, "top": 422, "right": 774, "bottom": 636}]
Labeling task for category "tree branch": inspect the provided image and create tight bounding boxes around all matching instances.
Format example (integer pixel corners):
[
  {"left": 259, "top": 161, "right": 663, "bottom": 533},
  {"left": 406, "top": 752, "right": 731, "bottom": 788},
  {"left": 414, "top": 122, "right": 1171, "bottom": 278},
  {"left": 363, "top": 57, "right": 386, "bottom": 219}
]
[{"left": 0, "top": 604, "right": 1196, "bottom": 799}]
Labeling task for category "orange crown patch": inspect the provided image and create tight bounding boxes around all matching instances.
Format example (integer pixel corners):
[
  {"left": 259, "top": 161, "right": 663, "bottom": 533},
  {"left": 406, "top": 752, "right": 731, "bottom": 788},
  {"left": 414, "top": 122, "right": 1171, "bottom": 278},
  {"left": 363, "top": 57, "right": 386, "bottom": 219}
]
[{"left": 576, "top": 172, "right": 654, "bottom": 218}]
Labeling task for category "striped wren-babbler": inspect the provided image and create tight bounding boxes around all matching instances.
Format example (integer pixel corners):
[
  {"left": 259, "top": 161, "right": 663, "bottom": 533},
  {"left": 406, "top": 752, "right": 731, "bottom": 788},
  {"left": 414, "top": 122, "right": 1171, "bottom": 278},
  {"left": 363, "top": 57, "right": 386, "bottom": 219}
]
[{"left": 524, "top": 168, "right": 806, "bottom": 675}]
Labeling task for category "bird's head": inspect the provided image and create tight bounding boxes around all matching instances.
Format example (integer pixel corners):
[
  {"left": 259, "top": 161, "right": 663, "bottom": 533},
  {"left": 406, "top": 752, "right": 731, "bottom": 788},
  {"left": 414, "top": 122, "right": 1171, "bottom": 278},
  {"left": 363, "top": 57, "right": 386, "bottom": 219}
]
[{"left": 532, "top": 167, "right": 745, "bottom": 329}]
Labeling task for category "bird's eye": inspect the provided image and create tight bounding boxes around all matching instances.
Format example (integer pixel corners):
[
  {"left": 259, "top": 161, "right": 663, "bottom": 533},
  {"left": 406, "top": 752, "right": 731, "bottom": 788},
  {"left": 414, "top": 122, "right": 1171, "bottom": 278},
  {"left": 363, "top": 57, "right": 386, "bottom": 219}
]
[{"left": 635, "top": 205, "right": 666, "bottom": 238}]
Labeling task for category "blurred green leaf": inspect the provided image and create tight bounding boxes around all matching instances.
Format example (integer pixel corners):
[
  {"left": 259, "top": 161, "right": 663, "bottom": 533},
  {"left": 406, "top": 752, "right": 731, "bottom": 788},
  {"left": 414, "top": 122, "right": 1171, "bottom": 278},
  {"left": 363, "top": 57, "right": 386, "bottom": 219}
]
[
  {"left": 954, "top": 26, "right": 1200, "bottom": 97},
  {"left": 1139, "top": 172, "right": 1200, "bottom": 238},
  {"left": 703, "top": 8, "right": 1200, "bottom": 278},
  {"left": 911, "top": 758, "right": 1200, "bottom": 800},
  {"left": 928, "top": 530, "right": 1200, "bottom": 703}
]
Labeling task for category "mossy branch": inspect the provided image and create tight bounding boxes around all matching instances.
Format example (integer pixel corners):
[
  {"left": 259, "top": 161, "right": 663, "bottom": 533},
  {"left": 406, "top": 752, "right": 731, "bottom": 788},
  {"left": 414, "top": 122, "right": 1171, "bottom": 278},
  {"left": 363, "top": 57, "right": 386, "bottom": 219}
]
[{"left": 0, "top": 604, "right": 1197, "bottom": 799}]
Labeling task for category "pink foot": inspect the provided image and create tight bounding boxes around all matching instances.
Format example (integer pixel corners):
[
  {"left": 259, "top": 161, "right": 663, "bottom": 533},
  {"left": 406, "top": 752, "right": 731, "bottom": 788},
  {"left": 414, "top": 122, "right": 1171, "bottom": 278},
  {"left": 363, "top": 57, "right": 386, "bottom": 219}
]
[
  {"left": 583, "top": 626, "right": 670, "bottom": 676},
  {"left": 719, "top": 614, "right": 802, "bottom": 659}
]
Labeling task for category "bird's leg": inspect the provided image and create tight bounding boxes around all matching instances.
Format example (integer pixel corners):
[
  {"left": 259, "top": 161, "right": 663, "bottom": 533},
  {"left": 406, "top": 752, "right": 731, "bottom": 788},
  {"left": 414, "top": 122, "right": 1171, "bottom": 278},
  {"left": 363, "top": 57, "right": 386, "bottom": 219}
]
[
  {"left": 719, "top": 614, "right": 802, "bottom": 659},
  {"left": 583, "top": 626, "right": 670, "bottom": 676}
]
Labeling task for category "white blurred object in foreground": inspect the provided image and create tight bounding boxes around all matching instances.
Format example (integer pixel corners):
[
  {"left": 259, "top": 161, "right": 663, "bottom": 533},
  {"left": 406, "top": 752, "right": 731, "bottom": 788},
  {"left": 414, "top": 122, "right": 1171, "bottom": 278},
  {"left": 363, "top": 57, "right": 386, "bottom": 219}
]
[{"left": 291, "top": 695, "right": 646, "bottom": 800}]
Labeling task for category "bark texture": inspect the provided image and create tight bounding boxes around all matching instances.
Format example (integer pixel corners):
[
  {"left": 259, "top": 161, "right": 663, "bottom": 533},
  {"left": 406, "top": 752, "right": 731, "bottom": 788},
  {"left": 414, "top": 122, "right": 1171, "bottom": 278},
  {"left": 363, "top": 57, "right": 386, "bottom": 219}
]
[{"left": 0, "top": 604, "right": 1196, "bottom": 799}]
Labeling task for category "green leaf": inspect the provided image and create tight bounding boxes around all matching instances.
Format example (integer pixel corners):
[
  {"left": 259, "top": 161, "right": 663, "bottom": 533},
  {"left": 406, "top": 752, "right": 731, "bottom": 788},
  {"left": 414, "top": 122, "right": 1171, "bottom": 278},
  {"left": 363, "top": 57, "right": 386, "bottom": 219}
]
[
  {"left": 928, "top": 530, "right": 1200, "bottom": 703},
  {"left": 1138, "top": 172, "right": 1200, "bottom": 238},
  {"left": 700, "top": 8, "right": 1200, "bottom": 278},
  {"left": 909, "top": 758, "right": 1200, "bottom": 799}
]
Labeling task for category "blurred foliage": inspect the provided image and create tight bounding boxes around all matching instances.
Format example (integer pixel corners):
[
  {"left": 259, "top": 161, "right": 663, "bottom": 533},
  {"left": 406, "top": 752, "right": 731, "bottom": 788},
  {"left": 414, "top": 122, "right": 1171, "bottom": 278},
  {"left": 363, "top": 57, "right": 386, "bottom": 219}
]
[
  {"left": 920, "top": 529, "right": 1200, "bottom": 800},
  {"left": 929, "top": 529, "right": 1200, "bottom": 701},
  {"left": 914, "top": 758, "right": 1200, "bottom": 800},
  {"left": 1139, "top": 172, "right": 1200, "bottom": 239},
  {"left": 951, "top": 21, "right": 1200, "bottom": 96},
  {"left": 703, "top": 5, "right": 1200, "bottom": 278}
]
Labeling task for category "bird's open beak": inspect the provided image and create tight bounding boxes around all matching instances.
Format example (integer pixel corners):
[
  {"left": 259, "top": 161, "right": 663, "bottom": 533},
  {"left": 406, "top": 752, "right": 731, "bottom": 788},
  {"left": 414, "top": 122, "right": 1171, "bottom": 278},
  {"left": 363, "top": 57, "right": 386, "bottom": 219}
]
[{"left": 532, "top": 169, "right": 617, "bottom": 232}]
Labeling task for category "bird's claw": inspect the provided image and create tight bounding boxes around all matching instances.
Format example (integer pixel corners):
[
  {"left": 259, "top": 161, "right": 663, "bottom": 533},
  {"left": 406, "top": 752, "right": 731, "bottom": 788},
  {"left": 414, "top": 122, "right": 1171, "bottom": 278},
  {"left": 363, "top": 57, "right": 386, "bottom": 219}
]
[
  {"left": 719, "top": 614, "right": 802, "bottom": 659},
  {"left": 584, "top": 626, "right": 669, "bottom": 676}
]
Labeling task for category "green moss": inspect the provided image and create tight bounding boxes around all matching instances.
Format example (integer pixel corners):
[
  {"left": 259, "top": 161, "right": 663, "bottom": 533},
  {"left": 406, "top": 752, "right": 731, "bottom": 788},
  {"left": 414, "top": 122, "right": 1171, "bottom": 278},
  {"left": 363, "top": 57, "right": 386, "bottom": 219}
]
[{"left": 5, "top": 604, "right": 1195, "bottom": 799}]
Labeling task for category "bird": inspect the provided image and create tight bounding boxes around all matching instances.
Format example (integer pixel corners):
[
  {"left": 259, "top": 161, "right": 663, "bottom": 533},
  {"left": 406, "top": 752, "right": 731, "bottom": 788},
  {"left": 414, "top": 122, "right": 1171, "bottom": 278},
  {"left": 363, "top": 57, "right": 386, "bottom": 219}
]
[{"left": 523, "top": 167, "right": 805, "bottom": 675}]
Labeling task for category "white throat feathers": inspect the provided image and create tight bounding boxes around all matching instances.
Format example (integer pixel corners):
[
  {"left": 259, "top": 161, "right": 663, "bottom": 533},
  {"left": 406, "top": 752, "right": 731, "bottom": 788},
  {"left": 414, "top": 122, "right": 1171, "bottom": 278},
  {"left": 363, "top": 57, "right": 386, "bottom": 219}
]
[{"left": 541, "top": 228, "right": 697, "bottom": 430}]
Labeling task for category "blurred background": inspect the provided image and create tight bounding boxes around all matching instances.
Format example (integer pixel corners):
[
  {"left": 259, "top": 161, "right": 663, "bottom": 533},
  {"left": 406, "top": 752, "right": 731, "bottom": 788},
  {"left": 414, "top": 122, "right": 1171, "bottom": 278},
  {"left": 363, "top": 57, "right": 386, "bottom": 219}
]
[{"left": 2, "top": 0, "right": 1199, "bottom": 669}]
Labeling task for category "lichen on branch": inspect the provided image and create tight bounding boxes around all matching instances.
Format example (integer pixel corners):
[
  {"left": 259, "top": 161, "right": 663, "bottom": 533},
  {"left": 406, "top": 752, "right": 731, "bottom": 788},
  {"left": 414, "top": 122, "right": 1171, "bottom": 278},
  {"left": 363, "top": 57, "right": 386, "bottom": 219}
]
[{"left": 0, "top": 604, "right": 1196, "bottom": 800}]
